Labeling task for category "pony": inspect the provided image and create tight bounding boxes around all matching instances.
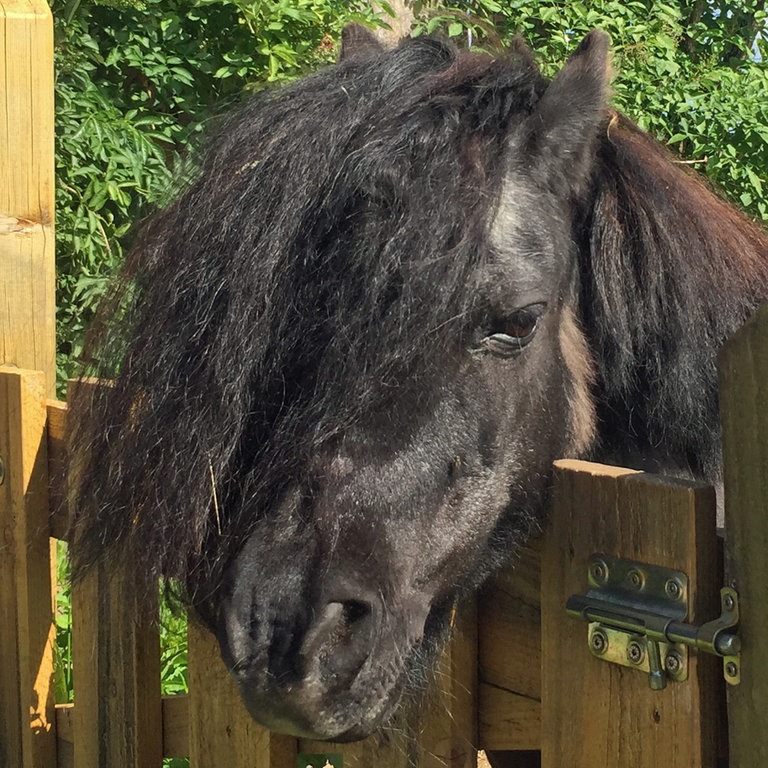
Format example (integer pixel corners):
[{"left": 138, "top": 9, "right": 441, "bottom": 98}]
[{"left": 67, "top": 25, "right": 768, "bottom": 742}]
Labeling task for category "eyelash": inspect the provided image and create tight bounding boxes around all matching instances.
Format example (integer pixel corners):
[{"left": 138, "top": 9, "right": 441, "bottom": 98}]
[{"left": 473, "top": 304, "right": 545, "bottom": 358}]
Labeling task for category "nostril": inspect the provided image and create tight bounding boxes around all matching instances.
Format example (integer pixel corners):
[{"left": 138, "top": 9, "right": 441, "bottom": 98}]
[
  {"left": 342, "top": 599, "right": 371, "bottom": 625},
  {"left": 300, "top": 597, "right": 376, "bottom": 683},
  {"left": 320, "top": 599, "right": 373, "bottom": 648}
]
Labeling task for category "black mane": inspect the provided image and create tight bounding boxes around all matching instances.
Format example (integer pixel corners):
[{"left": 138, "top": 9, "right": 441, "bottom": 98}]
[{"left": 583, "top": 114, "right": 768, "bottom": 478}]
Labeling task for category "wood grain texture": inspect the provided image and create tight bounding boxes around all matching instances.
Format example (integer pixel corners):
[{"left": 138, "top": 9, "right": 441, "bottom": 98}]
[
  {"left": 45, "top": 400, "right": 68, "bottom": 539},
  {"left": 0, "top": 367, "right": 57, "bottom": 768},
  {"left": 541, "top": 460, "right": 722, "bottom": 768},
  {"left": 719, "top": 301, "right": 768, "bottom": 767},
  {"left": 64, "top": 379, "right": 162, "bottom": 767},
  {"left": 71, "top": 564, "right": 163, "bottom": 768},
  {"left": 478, "top": 684, "right": 539, "bottom": 752},
  {"left": 56, "top": 693, "right": 189, "bottom": 763},
  {"left": 477, "top": 541, "right": 541, "bottom": 751},
  {"left": 0, "top": 0, "right": 56, "bottom": 397}
]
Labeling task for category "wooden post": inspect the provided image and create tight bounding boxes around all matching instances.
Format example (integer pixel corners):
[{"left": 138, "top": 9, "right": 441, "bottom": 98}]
[
  {"left": 719, "top": 301, "right": 768, "bottom": 766},
  {"left": 541, "top": 460, "right": 722, "bottom": 767},
  {"left": 0, "top": 0, "right": 56, "bottom": 398},
  {"left": 0, "top": 367, "right": 57, "bottom": 768},
  {"left": 70, "top": 565, "right": 164, "bottom": 767},
  {"left": 0, "top": 5, "right": 56, "bottom": 764}
]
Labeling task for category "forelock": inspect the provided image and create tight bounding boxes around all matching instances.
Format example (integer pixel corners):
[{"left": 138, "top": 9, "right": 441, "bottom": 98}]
[{"left": 72, "top": 35, "right": 548, "bottom": 592}]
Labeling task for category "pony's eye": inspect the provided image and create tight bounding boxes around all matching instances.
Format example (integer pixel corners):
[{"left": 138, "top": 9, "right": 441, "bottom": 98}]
[
  {"left": 502, "top": 309, "right": 540, "bottom": 340},
  {"left": 476, "top": 306, "right": 544, "bottom": 358}
]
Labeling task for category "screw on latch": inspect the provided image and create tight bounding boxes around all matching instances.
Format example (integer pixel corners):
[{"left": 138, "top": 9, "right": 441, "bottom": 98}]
[
  {"left": 665, "top": 649, "right": 683, "bottom": 676},
  {"left": 724, "top": 594, "right": 735, "bottom": 611},
  {"left": 627, "top": 568, "right": 645, "bottom": 590},
  {"left": 590, "top": 628, "right": 609, "bottom": 655},
  {"left": 627, "top": 640, "right": 645, "bottom": 665},
  {"left": 647, "top": 640, "right": 667, "bottom": 690},
  {"left": 590, "top": 557, "right": 609, "bottom": 585},
  {"left": 725, "top": 661, "right": 739, "bottom": 679},
  {"left": 664, "top": 577, "right": 684, "bottom": 600}
]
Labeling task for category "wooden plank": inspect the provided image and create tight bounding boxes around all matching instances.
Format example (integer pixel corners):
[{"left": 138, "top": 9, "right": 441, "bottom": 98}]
[
  {"left": 54, "top": 704, "right": 74, "bottom": 768},
  {"left": 188, "top": 620, "right": 297, "bottom": 766},
  {"left": 71, "top": 563, "right": 163, "bottom": 767},
  {"left": 299, "top": 728, "right": 408, "bottom": 766},
  {"left": 56, "top": 694, "right": 190, "bottom": 760},
  {"left": 0, "top": 0, "right": 56, "bottom": 398},
  {"left": 477, "top": 541, "right": 540, "bottom": 751},
  {"left": 162, "top": 694, "right": 189, "bottom": 757},
  {"left": 45, "top": 401, "right": 69, "bottom": 540},
  {"left": 0, "top": 367, "right": 57, "bottom": 768},
  {"left": 719, "top": 301, "right": 768, "bottom": 767},
  {"left": 300, "top": 601, "right": 478, "bottom": 768},
  {"left": 417, "top": 600, "right": 478, "bottom": 767},
  {"left": 68, "top": 378, "right": 163, "bottom": 766},
  {"left": 541, "top": 460, "right": 722, "bottom": 767},
  {"left": 299, "top": 729, "right": 403, "bottom": 766},
  {"left": 478, "top": 684, "right": 539, "bottom": 752}
]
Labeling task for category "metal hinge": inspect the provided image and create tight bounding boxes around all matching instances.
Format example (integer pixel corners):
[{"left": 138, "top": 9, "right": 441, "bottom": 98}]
[{"left": 566, "top": 553, "right": 741, "bottom": 689}]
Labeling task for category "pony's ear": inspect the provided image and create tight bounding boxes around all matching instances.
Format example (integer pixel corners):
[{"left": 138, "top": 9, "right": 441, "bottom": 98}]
[
  {"left": 524, "top": 30, "right": 611, "bottom": 192},
  {"left": 340, "top": 24, "right": 386, "bottom": 62},
  {"left": 508, "top": 34, "right": 539, "bottom": 72}
]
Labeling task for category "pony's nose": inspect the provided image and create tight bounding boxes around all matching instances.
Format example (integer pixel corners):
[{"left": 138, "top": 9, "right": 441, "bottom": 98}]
[{"left": 299, "top": 591, "right": 377, "bottom": 684}]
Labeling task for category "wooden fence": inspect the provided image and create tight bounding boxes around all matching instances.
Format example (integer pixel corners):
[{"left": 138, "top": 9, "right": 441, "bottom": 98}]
[{"left": 2, "top": 4, "right": 767, "bottom": 767}]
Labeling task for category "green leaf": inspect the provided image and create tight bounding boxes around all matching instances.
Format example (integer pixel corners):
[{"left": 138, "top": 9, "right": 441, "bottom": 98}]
[{"left": 746, "top": 168, "right": 763, "bottom": 196}]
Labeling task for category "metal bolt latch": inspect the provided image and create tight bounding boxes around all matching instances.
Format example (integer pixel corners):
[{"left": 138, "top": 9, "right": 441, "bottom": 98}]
[{"left": 567, "top": 554, "right": 741, "bottom": 689}]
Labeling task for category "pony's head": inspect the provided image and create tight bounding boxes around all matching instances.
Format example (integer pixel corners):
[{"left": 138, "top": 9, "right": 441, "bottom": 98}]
[{"left": 68, "top": 27, "right": 767, "bottom": 740}]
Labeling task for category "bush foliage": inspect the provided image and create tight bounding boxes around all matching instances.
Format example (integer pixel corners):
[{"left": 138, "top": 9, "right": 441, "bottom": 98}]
[
  {"left": 52, "top": 1, "right": 767, "bottom": 742},
  {"left": 53, "top": 0, "right": 381, "bottom": 387},
  {"left": 54, "top": 0, "right": 767, "bottom": 386}
]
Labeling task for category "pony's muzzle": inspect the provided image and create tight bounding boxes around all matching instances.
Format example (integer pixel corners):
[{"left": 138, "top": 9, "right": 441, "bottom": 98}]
[{"left": 215, "top": 558, "right": 432, "bottom": 739}]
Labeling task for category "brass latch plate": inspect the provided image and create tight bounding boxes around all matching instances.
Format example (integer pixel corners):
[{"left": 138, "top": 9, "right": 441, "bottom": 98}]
[{"left": 567, "top": 554, "right": 741, "bottom": 689}]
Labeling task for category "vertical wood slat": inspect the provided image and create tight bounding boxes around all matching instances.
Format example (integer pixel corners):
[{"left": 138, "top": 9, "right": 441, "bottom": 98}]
[
  {"left": 299, "top": 601, "right": 478, "bottom": 768},
  {"left": 417, "top": 599, "right": 478, "bottom": 768},
  {"left": 0, "top": 0, "right": 56, "bottom": 398},
  {"left": 71, "top": 566, "right": 163, "bottom": 767},
  {"left": 0, "top": 367, "right": 57, "bottom": 768},
  {"left": 541, "top": 460, "right": 722, "bottom": 768},
  {"left": 477, "top": 541, "right": 541, "bottom": 751},
  {"left": 719, "top": 301, "right": 768, "bottom": 767},
  {"left": 187, "top": 620, "right": 298, "bottom": 766},
  {"left": 69, "top": 372, "right": 163, "bottom": 767}
]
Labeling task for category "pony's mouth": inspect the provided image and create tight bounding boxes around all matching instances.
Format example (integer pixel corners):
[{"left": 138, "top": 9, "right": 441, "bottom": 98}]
[
  {"left": 228, "top": 644, "right": 412, "bottom": 741},
  {"left": 216, "top": 589, "right": 452, "bottom": 740},
  {"left": 236, "top": 682, "right": 403, "bottom": 741}
]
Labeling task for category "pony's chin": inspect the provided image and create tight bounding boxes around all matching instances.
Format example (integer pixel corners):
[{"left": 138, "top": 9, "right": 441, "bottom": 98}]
[{"left": 239, "top": 687, "right": 398, "bottom": 742}]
